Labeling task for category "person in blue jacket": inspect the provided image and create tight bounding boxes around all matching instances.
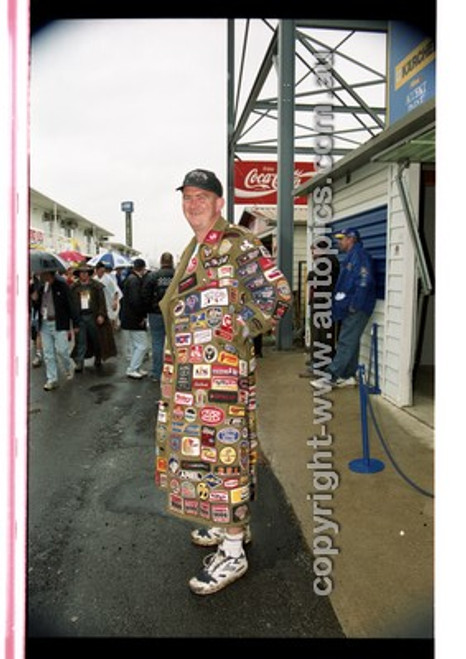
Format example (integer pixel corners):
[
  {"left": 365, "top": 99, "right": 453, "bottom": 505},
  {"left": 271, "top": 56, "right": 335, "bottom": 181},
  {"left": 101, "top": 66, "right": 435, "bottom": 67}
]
[{"left": 311, "top": 227, "right": 376, "bottom": 388}]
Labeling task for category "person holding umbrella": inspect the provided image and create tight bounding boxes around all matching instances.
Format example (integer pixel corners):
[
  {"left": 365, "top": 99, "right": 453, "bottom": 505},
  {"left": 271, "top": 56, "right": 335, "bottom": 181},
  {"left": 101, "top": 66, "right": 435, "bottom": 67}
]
[
  {"left": 69, "top": 262, "right": 117, "bottom": 372},
  {"left": 30, "top": 267, "right": 80, "bottom": 390}
]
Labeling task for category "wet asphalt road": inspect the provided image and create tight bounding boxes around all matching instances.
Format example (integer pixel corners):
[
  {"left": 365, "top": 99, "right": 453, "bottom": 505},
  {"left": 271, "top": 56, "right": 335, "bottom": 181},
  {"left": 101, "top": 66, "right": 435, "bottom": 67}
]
[{"left": 26, "top": 333, "right": 346, "bottom": 653}]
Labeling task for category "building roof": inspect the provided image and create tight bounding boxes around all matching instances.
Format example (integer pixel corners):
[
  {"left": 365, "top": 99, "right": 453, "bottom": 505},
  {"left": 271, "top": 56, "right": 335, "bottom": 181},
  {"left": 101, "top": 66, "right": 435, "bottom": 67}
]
[{"left": 30, "top": 188, "right": 114, "bottom": 237}]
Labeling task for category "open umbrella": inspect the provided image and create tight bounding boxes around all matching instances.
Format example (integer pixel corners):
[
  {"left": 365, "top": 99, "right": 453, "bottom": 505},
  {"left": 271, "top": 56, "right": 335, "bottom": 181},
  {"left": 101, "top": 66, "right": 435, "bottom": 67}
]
[
  {"left": 87, "top": 251, "right": 133, "bottom": 269},
  {"left": 58, "top": 249, "right": 88, "bottom": 264},
  {"left": 29, "top": 249, "right": 68, "bottom": 274}
]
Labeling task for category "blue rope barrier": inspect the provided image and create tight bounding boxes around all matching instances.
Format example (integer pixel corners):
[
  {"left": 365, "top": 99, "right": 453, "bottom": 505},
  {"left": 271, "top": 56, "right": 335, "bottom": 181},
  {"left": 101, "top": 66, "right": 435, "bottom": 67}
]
[{"left": 348, "top": 364, "right": 385, "bottom": 474}]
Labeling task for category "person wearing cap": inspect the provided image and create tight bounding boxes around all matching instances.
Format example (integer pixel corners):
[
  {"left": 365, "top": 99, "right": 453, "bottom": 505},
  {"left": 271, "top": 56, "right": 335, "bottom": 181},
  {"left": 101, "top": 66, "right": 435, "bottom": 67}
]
[
  {"left": 69, "top": 262, "right": 116, "bottom": 372},
  {"left": 154, "top": 168, "right": 292, "bottom": 595},
  {"left": 30, "top": 268, "right": 80, "bottom": 390},
  {"left": 120, "top": 258, "right": 149, "bottom": 379},
  {"left": 141, "top": 251, "right": 175, "bottom": 382},
  {"left": 311, "top": 227, "right": 376, "bottom": 389}
]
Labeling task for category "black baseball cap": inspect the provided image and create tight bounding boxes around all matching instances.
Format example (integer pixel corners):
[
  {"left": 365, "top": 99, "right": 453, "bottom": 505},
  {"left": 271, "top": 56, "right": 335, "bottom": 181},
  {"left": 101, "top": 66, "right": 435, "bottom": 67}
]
[{"left": 176, "top": 169, "right": 223, "bottom": 197}]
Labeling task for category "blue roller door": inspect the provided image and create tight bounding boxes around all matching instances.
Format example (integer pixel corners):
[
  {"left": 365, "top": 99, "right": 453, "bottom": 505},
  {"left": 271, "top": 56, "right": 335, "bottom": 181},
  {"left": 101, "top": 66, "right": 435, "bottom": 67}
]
[{"left": 330, "top": 205, "right": 387, "bottom": 300}]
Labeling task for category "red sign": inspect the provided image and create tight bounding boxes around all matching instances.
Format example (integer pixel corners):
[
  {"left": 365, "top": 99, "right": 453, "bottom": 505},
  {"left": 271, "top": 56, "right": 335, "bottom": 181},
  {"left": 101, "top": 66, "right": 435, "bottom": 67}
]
[
  {"left": 29, "top": 227, "right": 45, "bottom": 248},
  {"left": 234, "top": 160, "right": 315, "bottom": 205}
]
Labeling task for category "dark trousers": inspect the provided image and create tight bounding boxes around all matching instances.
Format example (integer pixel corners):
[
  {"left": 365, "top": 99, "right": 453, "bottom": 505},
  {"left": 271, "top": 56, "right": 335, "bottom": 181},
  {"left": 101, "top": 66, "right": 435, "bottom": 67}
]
[{"left": 75, "top": 314, "right": 101, "bottom": 363}]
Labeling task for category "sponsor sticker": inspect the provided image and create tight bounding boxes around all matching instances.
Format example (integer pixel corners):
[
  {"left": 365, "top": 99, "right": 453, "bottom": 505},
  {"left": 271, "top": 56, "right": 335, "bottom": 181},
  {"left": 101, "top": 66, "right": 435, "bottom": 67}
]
[
  {"left": 197, "top": 482, "right": 210, "bottom": 500},
  {"left": 219, "top": 446, "right": 237, "bottom": 465},
  {"left": 214, "top": 327, "right": 234, "bottom": 342},
  {"left": 175, "top": 333, "right": 192, "bottom": 347},
  {"left": 232, "top": 504, "right": 249, "bottom": 523},
  {"left": 184, "top": 293, "right": 201, "bottom": 313},
  {"left": 238, "top": 261, "right": 259, "bottom": 278},
  {"left": 181, "top": 480, "right": 197, "bottom": 498},
  {"left": 263, "top": 266, "right": 283, "bottom": 281},
  {"left": 193, "top": 328, "right": 213, "bottom": 344},
  {"left": 173, "top": 299, "right": 185, "bottom": 316},
  {"left": 199, "top": 501, "right": 211, "bottom": 519},
  {"left": 184, "top": 499, "right": 200, "bottom": 516},
  {"left": 217, "top": 427, "right": 241, "bottom": 444},
  {"left": 276, "top": 278, "right": 292, "bottom": 300},
  {"left": 218, "top": 239, "right": 233, "bottom": 255},
  {"left": 204, "top": 229, "right": 222, "bottom": 244},
  {"left": 219, "top": 351, "right": 239, "bottom": 367},
  {"left": 199, "top": 406, "right": 225, "bottom": 425},
  {"left": 176, "top": 363, "right": 192, "bottom": 391},
  {"left": 211, "top": 376, "right": 238, "bottom": 391},
  {"left": 228, "top": 404, "right": 245, "bottom": 417},
  {"left": 174, "top": 391, "right": 194, "bottom": 406},
  {"left": 222, "top": 477, "right": 240, "bottom": 489},
  {"left": 184, "top": 407, "right": 197, "bottom": 422},
  {"left": 218, "top": 264, "right": 234, "bottom": 278},
  {"left": 189, "top": 345, "right": 204, "bottom": 363},
  {"left": 193, "top": 364, "right": 211, "bottom": 379},
  {"left": 201, "top": 287, "right": 229, "bottom": 308},
  {"left": 236, "top": 247, "right": 260, "bottom": 265},
  {"left": 204, "top": 473, "right": 223, "bottom": 489},
  {"left": 169, "top": 494, "right": 183, "bottom": 513},
  {"left": 230, "top": 485, "right": 250, "bottom": 504},
  {"left": 211, "top": 505, "right": 231, "bottom": 524},
  {"left": 181, "top": 436, "right": 201, "bottom": 456},
  {"left": 203, "top": 345, "right": 218, "bottom": 363},
  {"left": 179, "top": 274, "right": 197, "bottom": 293},
  {"left": 156, "top": 456, "right": 167, "bottom": 472},
  {"left": 209, "top": 490, "right": 229, "bottom": 503},
  {"left": 208, "top": 390, "right": 238, "bottom": 403},
  {"left": 201, "top": 447, "right": 218, "bottom": 463},
  {"left": 206, "top": 306, "right": 223, "bottom": 328}
]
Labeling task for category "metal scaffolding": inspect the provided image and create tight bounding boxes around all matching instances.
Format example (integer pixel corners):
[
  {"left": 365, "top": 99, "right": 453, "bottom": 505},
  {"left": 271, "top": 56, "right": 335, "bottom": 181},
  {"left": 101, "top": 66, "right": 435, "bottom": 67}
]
[{"left": 227, "top": 18, "right": 389, "bottom": 348}]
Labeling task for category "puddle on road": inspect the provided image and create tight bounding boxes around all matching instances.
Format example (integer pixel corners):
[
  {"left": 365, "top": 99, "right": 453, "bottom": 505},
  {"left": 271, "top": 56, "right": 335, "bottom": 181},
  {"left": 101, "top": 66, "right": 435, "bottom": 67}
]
[{"left": 87, "top": 383, "right": 115, "bottom": 404}]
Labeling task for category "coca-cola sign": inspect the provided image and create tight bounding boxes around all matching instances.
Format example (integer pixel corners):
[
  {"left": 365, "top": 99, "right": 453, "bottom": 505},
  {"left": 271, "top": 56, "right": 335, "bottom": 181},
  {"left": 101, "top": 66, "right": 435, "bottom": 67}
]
[{"left": 234, "top": 160, "right": 315, "bottom": 205}]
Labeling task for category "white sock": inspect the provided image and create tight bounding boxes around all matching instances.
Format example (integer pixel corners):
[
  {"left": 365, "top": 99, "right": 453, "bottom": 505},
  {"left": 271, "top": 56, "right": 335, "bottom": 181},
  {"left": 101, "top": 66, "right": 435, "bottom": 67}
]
[{"left": 221, "top": 532, "right": 244, "bottom": 558}]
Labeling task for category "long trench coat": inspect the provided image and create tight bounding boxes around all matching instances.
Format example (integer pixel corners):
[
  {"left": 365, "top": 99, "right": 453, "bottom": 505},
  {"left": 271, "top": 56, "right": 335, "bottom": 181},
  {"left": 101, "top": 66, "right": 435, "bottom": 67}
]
[{"left": 155, "top": 217, "right": 292, "bottom": 527}]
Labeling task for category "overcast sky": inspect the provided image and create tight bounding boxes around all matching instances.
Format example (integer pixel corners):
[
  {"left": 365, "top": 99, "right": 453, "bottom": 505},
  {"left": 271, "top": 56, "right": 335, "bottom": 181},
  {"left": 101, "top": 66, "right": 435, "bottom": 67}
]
[
  {"left": 30, "top": 18, "right": 235, "bottom": 265},
  {"left": 30, "top": 18, "right": 390, "bottom": 266}
]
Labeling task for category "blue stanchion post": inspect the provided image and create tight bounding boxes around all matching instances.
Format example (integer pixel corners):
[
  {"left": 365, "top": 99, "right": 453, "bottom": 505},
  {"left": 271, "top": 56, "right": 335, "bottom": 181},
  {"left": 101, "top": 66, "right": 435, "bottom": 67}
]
[
  {"left": 368, "top": 323, "right": 381, "bottom": 394},
  {"left": 349, "top": 364, "right": 385, "bottom": 474}
]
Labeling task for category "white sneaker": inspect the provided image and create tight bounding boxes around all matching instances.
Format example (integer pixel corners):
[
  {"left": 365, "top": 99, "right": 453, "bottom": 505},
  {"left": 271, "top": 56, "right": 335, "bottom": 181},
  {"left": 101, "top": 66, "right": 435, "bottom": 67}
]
[
  {"left": 127, "top": 370, "right": 144, "bottom": 379},
  {"left": 65, "top": 364, "right": 75, "bottom": 380},
  {"left": 189, "top": 547, "right": 248, "bottom": 595},
  {"left": 43, "top": 380, "right": 58, "bottom": 391},
  {"left": 32, "top": 354, "right": 42, "bottom": 367},
  {"left": 334, "top": 376, "right": 358, "bottom": 387},
  {"left": 191, "top": 525, "right": 252, "bottom": 547},
  {"left": 138, "top": 369, "right": 148, "bottom": 377}
]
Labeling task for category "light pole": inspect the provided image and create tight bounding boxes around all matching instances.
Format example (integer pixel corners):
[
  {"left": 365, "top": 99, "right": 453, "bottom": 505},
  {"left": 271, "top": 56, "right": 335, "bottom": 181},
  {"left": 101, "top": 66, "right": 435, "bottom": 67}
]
[{"left": 121, "top": 201, "right": 134, "bottom": 247}]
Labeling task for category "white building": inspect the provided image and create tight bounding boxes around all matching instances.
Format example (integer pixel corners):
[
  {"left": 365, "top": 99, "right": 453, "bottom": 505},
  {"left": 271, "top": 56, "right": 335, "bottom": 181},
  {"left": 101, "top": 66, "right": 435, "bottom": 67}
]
[
  {"left": 295, "top": 97, "right": 435, "bottom": 412},
  {"left": 29, "top": 188, "right": 114, "bottom": 256}
]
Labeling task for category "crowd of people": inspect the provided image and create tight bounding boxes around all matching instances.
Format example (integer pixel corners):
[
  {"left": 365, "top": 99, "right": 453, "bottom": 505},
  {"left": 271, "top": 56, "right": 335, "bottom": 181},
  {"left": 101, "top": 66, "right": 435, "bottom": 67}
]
[{"left": 29, "top": 253, "right": 175, "bottom": 390}]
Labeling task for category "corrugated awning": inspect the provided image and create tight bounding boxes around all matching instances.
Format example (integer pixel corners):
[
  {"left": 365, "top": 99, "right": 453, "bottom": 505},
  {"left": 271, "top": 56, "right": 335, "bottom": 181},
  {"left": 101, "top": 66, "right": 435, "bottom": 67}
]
[{"left": 371, "top": 125, "right": 435, "bottom": 164}]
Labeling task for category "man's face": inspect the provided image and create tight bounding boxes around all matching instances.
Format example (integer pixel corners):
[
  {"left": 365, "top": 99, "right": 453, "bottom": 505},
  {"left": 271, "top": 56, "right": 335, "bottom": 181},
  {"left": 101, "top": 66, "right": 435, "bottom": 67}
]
[
  {"left": 337, "top": 236, "right": 354, "bottom": 252},
  {"left": 181, "top": 185, "right": 224, "bottom": 236},
  {"left": 79, "top": 271, "right": 90, "bottom": 283},
  {"left": 40, "top": 271, "right": 54, "bottom": 284}
]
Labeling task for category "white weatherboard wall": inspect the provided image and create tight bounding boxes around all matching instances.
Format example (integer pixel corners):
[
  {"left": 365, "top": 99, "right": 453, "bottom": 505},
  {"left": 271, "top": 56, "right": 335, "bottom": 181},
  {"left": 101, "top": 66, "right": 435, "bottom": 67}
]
[
  {"left": 309, "top": 161, "right": 388, "bottom": 390},
  {"left": 382, "top": 163, "right": 420, "bottom": 406}
]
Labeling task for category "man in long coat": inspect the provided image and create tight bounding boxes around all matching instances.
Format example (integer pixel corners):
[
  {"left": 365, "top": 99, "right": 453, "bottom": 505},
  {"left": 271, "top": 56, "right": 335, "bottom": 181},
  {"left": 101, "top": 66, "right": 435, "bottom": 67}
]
[
  {"left": 70, "top": 262, "right": 117, "bottom": 371},
  {"left": 155, "top": 169, "right": 292, "bottom": 595}
]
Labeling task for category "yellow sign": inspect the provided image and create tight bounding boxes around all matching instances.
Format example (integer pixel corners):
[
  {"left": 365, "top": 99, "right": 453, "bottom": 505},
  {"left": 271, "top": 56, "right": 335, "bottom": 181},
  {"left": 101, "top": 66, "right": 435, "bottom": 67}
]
[{"left": 395, "top": 38, "right": 435, "bottom": 91}]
